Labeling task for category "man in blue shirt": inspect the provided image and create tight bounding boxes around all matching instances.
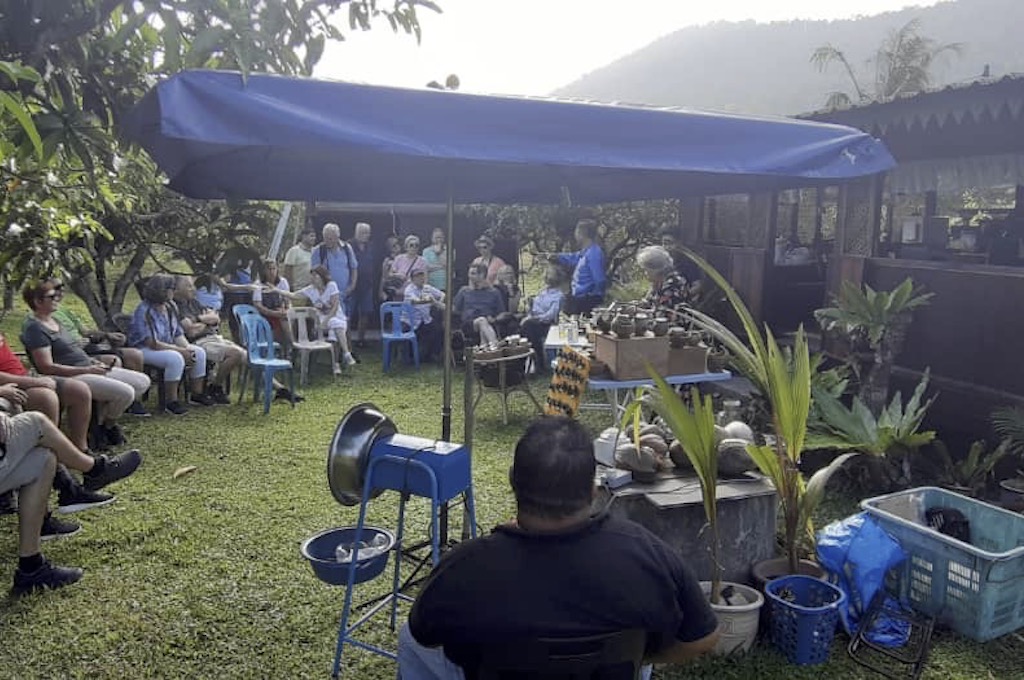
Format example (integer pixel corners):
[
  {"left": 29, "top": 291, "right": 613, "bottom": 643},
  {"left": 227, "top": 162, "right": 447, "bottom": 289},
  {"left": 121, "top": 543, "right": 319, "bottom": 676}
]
[
  {"left": 553, "top": 219, "right": 606, "bottom": 316},
  {"left": 311, "top": 222, "right": 359, "bottom": 307}
]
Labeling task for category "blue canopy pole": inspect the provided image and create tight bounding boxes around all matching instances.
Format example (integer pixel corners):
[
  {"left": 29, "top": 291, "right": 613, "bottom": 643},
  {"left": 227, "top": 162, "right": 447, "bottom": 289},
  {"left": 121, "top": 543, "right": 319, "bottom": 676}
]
[{"left": 442, "top": 187, "right": 454, "bottom": 442}]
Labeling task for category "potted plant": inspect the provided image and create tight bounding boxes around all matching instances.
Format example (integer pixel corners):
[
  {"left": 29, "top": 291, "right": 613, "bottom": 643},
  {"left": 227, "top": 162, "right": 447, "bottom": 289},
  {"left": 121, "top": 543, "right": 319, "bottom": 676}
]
[
  {"left": 674, "top": 249, "right": 858, "bottom": 577},
  {"left": 814, "top": 278, "right": 933, "bottom": 415},
  {"left": 932, "top": 439, "right": 1011, "bottom": 497},
  {"left": 647, "top": 380, "right": 764, "bottom": 654},
  {"left": 806, "top": 371, "right": 936, "bottom": 492}
]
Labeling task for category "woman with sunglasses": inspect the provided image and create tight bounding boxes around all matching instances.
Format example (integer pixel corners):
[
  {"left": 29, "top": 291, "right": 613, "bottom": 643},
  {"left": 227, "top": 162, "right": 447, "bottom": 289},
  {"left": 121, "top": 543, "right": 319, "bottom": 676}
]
[
  {"left": 384, "top": 235, "right": 428, "bottom": 302},
  {"left": 22, "top": 279, "right": 151, "bottom": 440},
  {"left": 471, "top": 234, "right": 507, "bottom": 285}
]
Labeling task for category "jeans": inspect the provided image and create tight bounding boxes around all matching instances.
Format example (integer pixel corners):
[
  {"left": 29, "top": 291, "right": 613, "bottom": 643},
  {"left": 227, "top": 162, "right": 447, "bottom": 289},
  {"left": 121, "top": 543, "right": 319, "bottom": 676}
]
[{"left": 395, "top": 624, "right": 653, "bottom": 680}]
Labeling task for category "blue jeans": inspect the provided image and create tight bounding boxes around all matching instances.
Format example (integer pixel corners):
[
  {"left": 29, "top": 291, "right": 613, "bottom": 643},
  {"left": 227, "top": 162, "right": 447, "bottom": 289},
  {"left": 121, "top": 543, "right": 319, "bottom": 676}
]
[{"left": 396, "top": 624, "right": 653, "bottom": 680}]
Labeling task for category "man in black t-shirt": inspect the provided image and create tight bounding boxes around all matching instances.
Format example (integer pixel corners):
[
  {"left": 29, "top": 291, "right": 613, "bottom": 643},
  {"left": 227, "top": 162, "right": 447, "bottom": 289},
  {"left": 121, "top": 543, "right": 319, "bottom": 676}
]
[{"left": 399, "top": 416, "right": 719, "bottom": 680}]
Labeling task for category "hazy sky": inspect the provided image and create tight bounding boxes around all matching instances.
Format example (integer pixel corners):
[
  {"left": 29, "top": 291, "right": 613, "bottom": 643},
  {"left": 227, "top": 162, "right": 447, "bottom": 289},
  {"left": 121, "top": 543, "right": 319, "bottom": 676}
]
[{"left": 316, "top": 0, "right": 943, "bottom": 95}]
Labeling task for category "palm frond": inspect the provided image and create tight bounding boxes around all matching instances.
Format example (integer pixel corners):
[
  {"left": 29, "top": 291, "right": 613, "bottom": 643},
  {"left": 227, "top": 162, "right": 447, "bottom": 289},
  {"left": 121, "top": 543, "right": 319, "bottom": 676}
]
[{"left": 992, "top": 406, "right": 1024, "bottom": 457}]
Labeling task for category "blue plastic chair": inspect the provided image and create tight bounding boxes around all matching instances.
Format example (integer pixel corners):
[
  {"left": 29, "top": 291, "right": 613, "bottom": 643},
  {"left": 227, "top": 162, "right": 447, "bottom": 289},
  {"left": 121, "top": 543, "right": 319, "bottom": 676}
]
[
  {"left": 238, "top": 314, "right": 295, "bottom": 414},
  {"left": 380, "top": 301, "right": 419, "bottom": 372}
]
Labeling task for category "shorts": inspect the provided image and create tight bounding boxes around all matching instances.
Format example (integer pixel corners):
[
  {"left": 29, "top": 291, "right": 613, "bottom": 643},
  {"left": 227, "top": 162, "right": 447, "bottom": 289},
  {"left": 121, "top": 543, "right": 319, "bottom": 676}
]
[
  {"left": 0, "top": 411, "right": 50, "bottom": 495},
  {"left": 348, "top": 286, "right": 376, "bottom": 319},
  {"left": 195, "top": 334, "right": 242, "bottom": 363}
]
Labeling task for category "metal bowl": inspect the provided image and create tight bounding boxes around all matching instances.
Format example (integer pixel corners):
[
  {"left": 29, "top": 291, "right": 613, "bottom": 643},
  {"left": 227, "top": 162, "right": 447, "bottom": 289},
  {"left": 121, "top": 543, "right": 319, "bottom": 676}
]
[{"left": 327, "top": 403, "right": 398, "bottom": 506}]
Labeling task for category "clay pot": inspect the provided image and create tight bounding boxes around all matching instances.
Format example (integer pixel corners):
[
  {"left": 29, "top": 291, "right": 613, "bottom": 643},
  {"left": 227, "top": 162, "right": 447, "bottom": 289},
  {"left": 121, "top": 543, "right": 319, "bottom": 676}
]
[
  {"left": 668, "top": 326, "right": 688, "bottom": 349},
  {"left": 633, "top": 313, "right": 652, "bottom": 334},
  {"left": 611, "top": 314, "right": 635, "bottom": 339},
  {"left": 594, "top": 309, "right": 612, "bottom": 333},
  {"left": 652, "top": 317, "right": 670, "bottom": 337},
  {"left": 708, "top": 349, "right": 729, "bottom": 372}
]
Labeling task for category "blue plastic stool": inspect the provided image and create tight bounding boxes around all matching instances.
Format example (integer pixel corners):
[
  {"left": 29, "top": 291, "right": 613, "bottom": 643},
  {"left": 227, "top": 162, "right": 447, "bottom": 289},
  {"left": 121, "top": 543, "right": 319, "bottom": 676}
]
[{"left": 331, "top": 452, "right": 477, "bottom": 678}]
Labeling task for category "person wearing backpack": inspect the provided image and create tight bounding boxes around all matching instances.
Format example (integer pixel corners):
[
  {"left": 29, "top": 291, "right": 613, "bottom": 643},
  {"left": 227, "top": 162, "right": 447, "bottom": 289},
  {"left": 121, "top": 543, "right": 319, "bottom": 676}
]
[{"left": 310, "top": 223, "right": 358, "bottom": 308}]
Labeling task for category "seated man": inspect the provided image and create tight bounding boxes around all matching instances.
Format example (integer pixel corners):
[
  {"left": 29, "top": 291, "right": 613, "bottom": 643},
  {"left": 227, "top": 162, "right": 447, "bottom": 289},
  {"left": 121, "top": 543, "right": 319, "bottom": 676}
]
[
  {"left": 519, "top": 267, "right": 566, "bottom": 373},
  {"left": 400, "top": 416, "right": 719, "bottom": 679},
  {"left": 0, "top": 339, "right": 113, "bottom": 515},
  {"left": 1, "top": 407, "right": 142, "bottom": 595},
  {"left": 172, "top": 275, "right": 244, "bottom": 405},
  {"left": 402, "top": 264, "right": 445, "bottom": 363},
  {"left": 451, "top": 263, "right": 505, "bottom": 348}
]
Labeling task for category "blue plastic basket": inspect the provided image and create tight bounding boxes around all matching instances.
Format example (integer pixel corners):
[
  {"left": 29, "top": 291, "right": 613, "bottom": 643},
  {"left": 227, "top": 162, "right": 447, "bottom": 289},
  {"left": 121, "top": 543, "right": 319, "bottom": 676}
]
[
  {"left": 300, "top": 526, "right": 395, "bottom": 586},
  {"left": 862, "top": 487, "right": 1024, "bottom": 642},
  {"left": 765, "top": 574, "right": 845, "bottom": 665}
]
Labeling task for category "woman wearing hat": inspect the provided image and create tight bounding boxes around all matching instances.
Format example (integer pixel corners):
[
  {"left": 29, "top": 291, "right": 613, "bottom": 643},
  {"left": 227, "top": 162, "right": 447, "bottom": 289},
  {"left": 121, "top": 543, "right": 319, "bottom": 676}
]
[
  {"left": 385, "top": 234, "right": 428, "bottom": 301},
  {"left": 471, "top": 235, "right": 507, "bottom": 285}
]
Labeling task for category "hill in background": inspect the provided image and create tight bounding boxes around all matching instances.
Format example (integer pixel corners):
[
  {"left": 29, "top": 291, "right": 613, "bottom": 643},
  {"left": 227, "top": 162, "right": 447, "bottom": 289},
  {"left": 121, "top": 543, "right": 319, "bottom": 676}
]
[{"left": 554, "top": 0, "right": 1024, "bottom": 115}]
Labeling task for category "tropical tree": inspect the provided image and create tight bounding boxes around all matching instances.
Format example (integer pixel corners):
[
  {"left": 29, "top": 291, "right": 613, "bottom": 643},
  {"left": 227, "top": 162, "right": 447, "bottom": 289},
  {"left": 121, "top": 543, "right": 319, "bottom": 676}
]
[
  {"left": 811, "top": 18, "right": 963, "bottom": 109},
  {"left": 0, "top": 1, "right": 442, "bottom": 322}
]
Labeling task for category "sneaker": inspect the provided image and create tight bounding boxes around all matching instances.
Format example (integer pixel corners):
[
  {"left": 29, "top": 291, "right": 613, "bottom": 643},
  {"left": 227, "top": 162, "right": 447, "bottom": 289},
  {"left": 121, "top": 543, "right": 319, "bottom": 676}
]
[
  {"left": 57, "top": 485, "right": 116, "bottom": 515},
  {"left": 11, "top": 558, "right": 84, "bottom": 597},
  {"left": 88, "top": 424, "right": 111, "bottom": 452},
  {"left": 343, "top": 352, "right": 357, "bottom": 367},
  {"left": 83, "top": 450, "right": 143, "bottom": 492},
  {"left": 41, "top": 514, "right": 81, "bottom": 541},
  {"left": 0, "top": 490, "right": 16, "bottom": 516},
  {"left": 274, "top": 388, "right": 305, "bottom": 403},
  {"left": 164, "top": 400, "right": 189, "bottom": 416},
  {"left": 209, "top": 385, "right": 231, "bottom": 405},
  {"left": 127, "top": 401, "right": 151, "bottom": 417},
  {"left": 188, "top": 392, "right": 215, "bottom": 407},
  {"left": 102, "top": 423, "right": 126, "bottom": 446}
]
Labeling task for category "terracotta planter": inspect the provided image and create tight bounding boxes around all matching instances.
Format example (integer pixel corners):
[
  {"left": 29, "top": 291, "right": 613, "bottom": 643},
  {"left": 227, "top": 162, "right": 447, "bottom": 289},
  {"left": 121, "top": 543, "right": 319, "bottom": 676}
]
[{"left": 751, "top": 557, "right": 825, "bottom": 590}]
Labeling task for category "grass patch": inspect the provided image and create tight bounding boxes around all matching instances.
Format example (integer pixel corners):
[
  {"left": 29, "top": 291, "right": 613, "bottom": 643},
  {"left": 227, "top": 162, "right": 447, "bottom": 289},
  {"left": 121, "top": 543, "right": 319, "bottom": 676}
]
[{"left": 1, "top": 310, "right": 1022, "bottom": 678}]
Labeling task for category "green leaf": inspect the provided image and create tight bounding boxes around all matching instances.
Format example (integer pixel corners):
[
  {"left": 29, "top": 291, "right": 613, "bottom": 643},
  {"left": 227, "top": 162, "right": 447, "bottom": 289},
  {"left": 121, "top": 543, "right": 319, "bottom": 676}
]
[{"left": 0, "top": 91, "right": 43, "bottom": 160}]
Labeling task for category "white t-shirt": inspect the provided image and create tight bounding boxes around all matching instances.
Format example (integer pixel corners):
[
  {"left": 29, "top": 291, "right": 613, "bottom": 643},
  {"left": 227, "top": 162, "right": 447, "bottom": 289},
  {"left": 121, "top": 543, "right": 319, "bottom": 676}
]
[
  {"left": 301, "top": 281, "right": 346, "bottom": 323},
  {"left": 283, "top": 245, "right": 313, "bottom": 289}
]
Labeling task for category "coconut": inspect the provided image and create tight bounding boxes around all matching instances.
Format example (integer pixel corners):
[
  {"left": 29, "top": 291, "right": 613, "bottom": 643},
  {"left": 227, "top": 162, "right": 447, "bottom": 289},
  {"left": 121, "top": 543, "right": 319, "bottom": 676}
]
[{"left": 722, "top": 421, "right": 755, "bottom": 442}]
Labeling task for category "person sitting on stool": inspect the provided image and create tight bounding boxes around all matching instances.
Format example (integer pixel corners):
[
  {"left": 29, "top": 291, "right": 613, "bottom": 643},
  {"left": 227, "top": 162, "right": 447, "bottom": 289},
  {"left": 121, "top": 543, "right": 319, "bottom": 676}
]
[{"left": 398, "top": 415, "right": 719, "bottom": 680}]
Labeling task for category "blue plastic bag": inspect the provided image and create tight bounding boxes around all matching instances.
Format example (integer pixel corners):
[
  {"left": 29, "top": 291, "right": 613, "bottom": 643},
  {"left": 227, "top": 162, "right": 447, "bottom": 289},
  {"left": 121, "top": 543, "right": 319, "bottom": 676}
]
[{"left": 817, "top": 512, "right": 910, "bottom": 646}]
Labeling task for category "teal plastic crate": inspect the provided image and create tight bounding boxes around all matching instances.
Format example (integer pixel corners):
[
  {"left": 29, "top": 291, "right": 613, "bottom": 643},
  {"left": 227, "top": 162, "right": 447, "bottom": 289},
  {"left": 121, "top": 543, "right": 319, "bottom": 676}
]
[{"left": 862, "top": 487, "right": 1024, "bottom": 642}]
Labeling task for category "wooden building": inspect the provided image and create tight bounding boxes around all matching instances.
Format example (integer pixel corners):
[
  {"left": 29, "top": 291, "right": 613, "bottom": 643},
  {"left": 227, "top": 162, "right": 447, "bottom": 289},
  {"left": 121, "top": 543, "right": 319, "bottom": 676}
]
[{"left": 678, "top": 76, "right": 1024, "bottom": 436}]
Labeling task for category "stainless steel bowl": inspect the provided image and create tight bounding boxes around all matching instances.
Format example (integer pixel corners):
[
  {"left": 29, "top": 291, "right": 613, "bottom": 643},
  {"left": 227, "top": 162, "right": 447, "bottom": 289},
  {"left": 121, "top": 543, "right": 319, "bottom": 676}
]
[{"left": 327, "top": 403, "right": 398, "bottom": 506}]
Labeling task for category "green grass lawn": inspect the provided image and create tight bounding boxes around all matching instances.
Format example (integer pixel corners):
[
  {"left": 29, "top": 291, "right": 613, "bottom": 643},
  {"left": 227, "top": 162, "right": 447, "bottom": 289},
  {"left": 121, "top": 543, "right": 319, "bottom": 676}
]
[{"left": 2, "top": 318, "right": 1023, "bottom": 678}]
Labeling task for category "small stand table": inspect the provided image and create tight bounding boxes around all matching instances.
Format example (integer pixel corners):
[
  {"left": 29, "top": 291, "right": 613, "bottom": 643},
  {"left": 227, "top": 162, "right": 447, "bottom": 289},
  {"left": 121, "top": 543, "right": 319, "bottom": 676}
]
[{"left": 469, "top": 349, "right": 543, "bottom": 425}]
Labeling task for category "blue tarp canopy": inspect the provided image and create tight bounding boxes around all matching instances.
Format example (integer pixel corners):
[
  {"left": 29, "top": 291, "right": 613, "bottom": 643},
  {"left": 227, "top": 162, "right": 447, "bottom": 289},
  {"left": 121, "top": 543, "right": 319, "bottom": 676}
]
[{"left": 124, "top": 70, "right": 894, "bottom": 204}]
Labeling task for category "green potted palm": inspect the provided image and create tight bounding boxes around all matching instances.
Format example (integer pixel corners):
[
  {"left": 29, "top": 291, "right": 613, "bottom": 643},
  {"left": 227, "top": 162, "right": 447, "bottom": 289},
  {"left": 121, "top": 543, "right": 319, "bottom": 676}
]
[
  {"left": 646, "top": 381, "right": 764, "bottom": 654},
  {"left": 814, "top": 278, "right": 933, "bottom": 415},
  {"left": 673, "top": 249, "right": 857, "bottom": 577}
]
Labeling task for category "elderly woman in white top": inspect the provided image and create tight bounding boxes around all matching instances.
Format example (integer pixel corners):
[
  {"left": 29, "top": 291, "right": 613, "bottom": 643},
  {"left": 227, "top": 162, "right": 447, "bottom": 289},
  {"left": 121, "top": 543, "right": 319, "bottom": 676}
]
[
  {"left": 401, "top": 264, "right": 445, "bottom": 363},
  {"left": 281, "top": 264, "right": 356, "bottom": 375}
]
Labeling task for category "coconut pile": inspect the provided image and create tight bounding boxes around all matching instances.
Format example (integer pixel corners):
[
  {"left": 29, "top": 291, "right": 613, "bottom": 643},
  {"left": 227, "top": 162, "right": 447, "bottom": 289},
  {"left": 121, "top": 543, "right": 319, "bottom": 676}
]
[{"left": 600, "top": 418, "right": 758, "bottom": 482}]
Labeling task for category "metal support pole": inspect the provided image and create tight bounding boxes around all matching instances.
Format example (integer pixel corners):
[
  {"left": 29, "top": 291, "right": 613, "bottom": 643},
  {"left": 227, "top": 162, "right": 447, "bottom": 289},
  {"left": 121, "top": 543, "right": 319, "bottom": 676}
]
[{"left": 440, "top": 189, "right": 455, "bottom": 547}]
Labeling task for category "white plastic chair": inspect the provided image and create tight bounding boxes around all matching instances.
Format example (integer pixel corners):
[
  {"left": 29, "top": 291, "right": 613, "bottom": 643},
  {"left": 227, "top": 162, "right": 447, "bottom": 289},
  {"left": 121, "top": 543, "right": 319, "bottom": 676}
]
[{"left": 287, "top": 307, "right": 337, "bottom": 385}]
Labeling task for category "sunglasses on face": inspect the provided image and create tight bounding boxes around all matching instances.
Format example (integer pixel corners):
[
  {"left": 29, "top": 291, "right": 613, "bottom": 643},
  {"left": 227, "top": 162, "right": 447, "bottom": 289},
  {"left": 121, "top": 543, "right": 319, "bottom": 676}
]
[{"left": 42, "top": 290, "right": 63, "bottom": 300}]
